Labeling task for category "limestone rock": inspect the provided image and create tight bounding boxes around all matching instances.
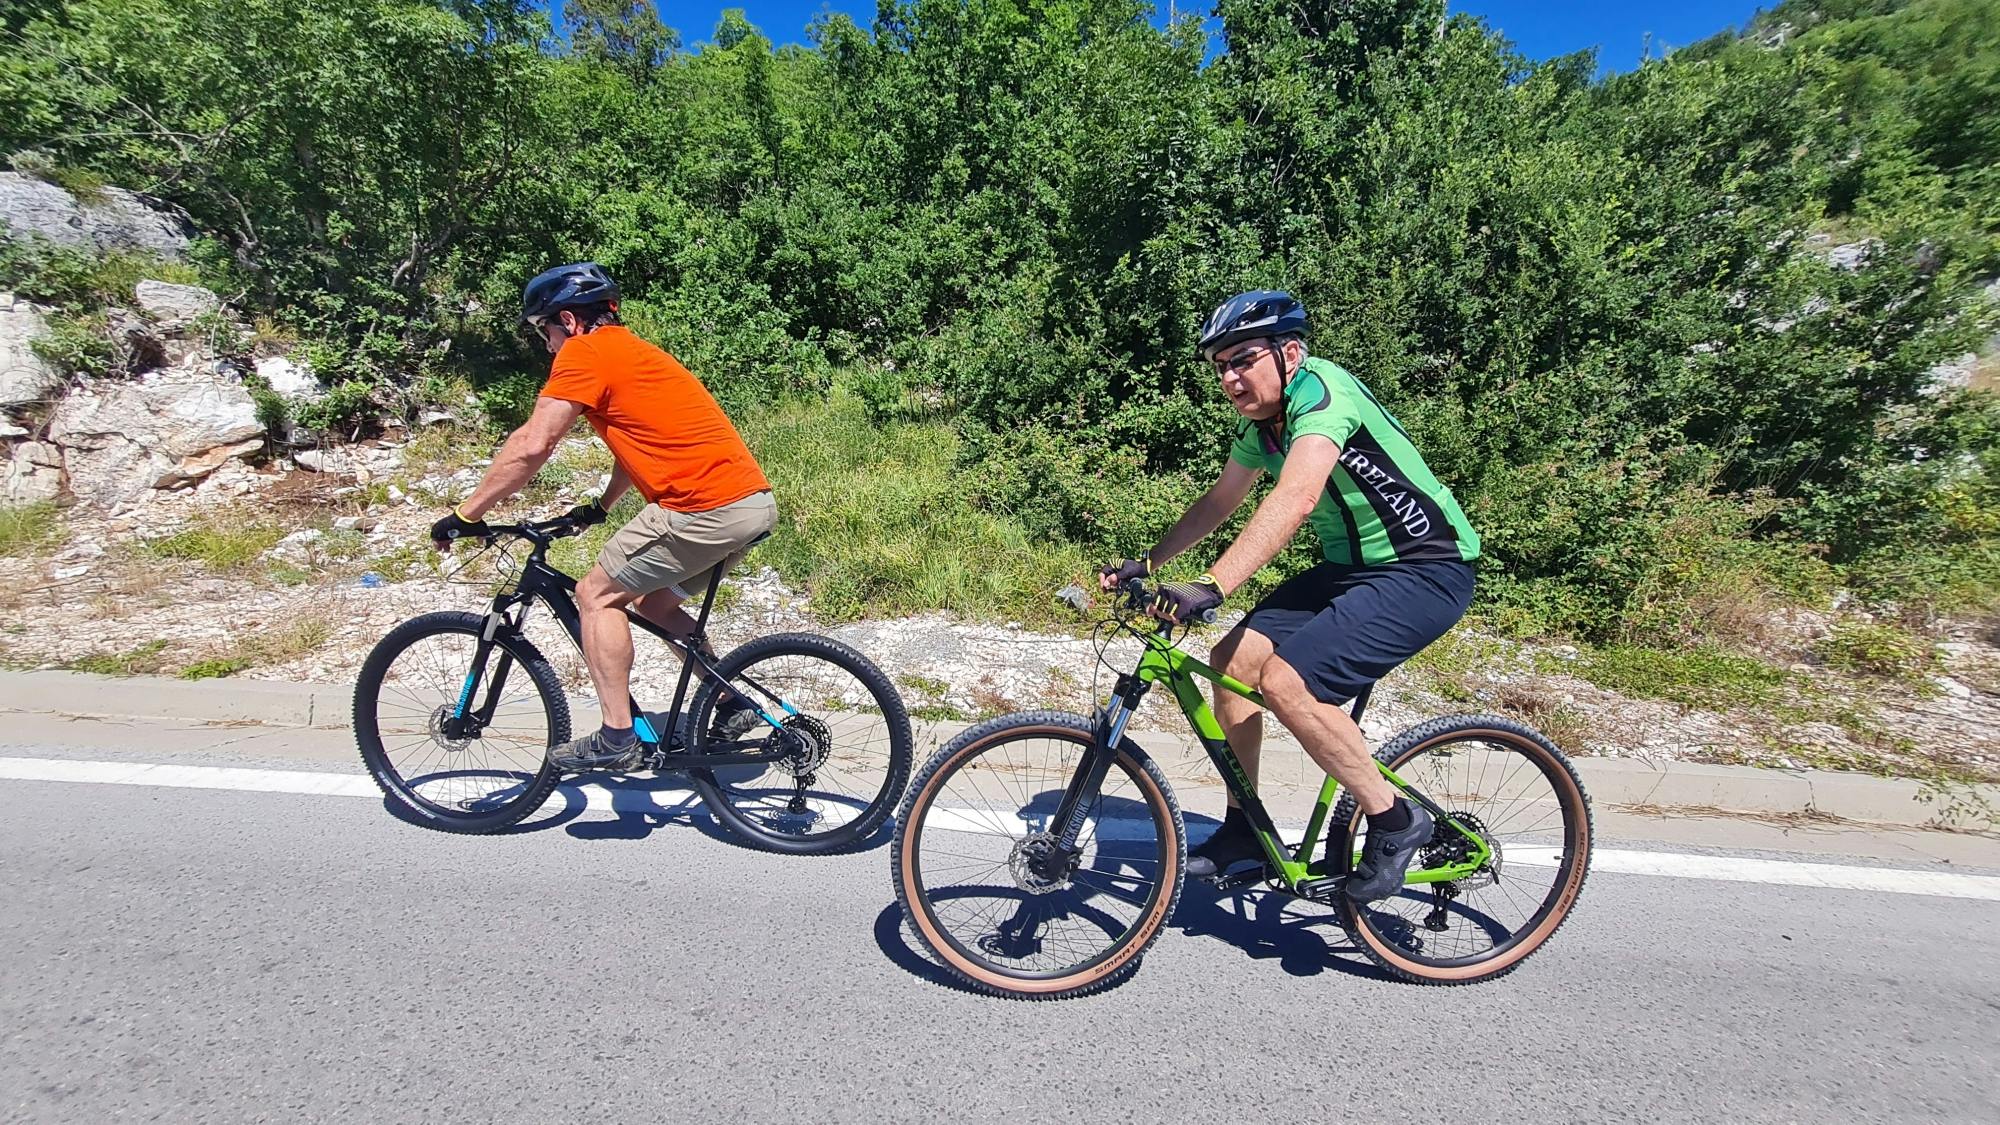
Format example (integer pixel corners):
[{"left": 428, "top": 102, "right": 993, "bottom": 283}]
[
  {"left": 134, "top": 280, "right": 220, "bottom": 323},
  {"left": 155, "top": 437, "right": 263, "bottom": 491},
  {"left": 0, "top": 296, "right": 62, "bottom": 408},
  {"left": 5, "top": 439, "right": 63, "bottom": 504},
  {"left": 0, "top": 171, "right": 194, "bottom": 258},
  {"left": 256, "top": 355, "right": 321, "bottom": 401},
  {"left": 47, "top": 364, "right": 263, "bottom": 505}
]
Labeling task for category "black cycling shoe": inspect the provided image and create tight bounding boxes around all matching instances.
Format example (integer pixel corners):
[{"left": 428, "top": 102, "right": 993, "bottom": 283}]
[
  {"left": 1186, "top": 815, "right": 1263, "bottom": 879},
  {"left": 705, "top": 696, "right": 764, "bottom": 743},
  {"left": 1343, "top": 802, "right": 1435, "bottom": 903},
  {"left": 548, "top": 730, "right": 641, "bottom": 772}
]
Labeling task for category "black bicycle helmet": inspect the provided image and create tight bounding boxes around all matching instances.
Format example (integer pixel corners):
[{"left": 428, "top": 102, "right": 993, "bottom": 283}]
[
  {"left": 522, "top": 261, "right": 620, "bottom": 323},
  {"left": 1196, "top": 289, "right": 1307, "bottom": 360}
]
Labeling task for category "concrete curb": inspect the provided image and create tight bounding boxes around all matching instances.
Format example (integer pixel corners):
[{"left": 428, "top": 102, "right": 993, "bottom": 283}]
[{"left": 2, "top": 670, "right": 1992, "bottom": 830}]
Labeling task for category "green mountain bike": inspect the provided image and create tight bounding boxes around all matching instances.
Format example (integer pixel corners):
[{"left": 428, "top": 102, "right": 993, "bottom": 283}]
[{"left": 892, "top": 578, "right": 1591, "bottom": 998}]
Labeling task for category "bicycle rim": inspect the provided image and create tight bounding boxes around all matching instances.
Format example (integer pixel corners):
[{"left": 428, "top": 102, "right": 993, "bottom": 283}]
[
  {"left": 895, "top": 714, "right": 1184, "bottom": 998},
  {"left": 1335, "top": 716, "right": 1591, "bottom": 984},
  {"left": 690, "top": 633, "right": 911, "bottom": 852},
  {"left": 360, "top": 616, "right": 562, "bottom": 828}
]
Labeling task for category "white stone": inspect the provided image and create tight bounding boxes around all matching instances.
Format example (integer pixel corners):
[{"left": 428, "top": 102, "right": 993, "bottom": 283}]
[
  {"left": 1922, "top": 352, "right": 1979, "bottom": 397},
  {"left": 416, "top": 409, "right": 456, "bottom": 427},
  {"left": 46, "top": 364, "right": 263, "bottom": 505},
  {"left": 133, "top": 280, "right": 219, "bottom": 322},
  {"left": 255, "top": 355, "right": 321, "bottom": 400},
  {"left": 5, "top": 439, "right": 63, "bottom": 503},
  {"left": 0, "top": 298, "right": 62, "bottom": 409},
  {"left": 0, "top": 422, "right": 27, "bottom": 438},
  {"left": 293, "top": 448, "right": 348, "bottom": 473},
  {"left": 332, "top": 515, "right": 377, "bottom": 532}
]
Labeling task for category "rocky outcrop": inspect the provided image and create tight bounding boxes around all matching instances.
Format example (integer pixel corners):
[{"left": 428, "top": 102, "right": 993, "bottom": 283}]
[
  {"left": 0, "top": 172, "right": 194, "bottom": 259},
  {"left": 0, "top": 295, "right": 62, "bottom": 409},
  {"left": 47, "top": 363, "right": 263, "bottom": 505}
]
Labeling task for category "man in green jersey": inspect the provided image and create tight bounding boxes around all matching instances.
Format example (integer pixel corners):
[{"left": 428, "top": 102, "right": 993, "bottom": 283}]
[{"left": 1097, "top": 290, "right": 1480, "bottom": 901}]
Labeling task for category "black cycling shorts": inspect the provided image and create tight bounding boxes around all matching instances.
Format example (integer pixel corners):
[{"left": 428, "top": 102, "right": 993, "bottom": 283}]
[{"left": 1240, "top": 558, "right": 1475, "bottom": 705}]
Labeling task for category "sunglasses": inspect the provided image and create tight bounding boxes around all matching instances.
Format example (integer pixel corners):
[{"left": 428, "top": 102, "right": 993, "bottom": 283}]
[{"left": 1213, "top": 342, "right": 1274, "bottom": 376}]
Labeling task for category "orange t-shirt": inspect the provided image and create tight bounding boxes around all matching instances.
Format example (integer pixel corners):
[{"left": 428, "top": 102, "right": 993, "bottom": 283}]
[{"left": 538, "top": 326, "right": 770, "bottom": 511}]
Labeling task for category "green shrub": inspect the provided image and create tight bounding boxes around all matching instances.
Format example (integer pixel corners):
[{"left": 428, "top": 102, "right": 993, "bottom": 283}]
[
  {"left": 29, "top": 311, "right": 112, "bottom": 379},
  {"left": 1817, "top": 621, "right": 1941, "bottom": 681}
]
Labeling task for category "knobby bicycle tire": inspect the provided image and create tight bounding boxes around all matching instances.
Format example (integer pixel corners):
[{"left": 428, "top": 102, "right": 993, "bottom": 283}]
[
  {"left": 686, "top": 631, "right": 913, "bottom": 854},
  {"left": 1328, "top": 713, "right": 1591, "bottom": 985},
  {"left": 893, "top": 711, "right": 1186, "bottom": 1000},
  {"left": 354, "top": 611, "right": 567, "bottom": 834}
]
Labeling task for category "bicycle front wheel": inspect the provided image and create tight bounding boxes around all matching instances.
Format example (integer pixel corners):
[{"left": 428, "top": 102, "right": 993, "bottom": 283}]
[
  {"left": 353, "top": 612, "right": 567, "bottom": 833},
  {"left": 893, "top": 712, "right": 1185, "bottom": 1000},
  {"left": 685, "top": 632, "right": 912, "bottom": 854},
  {"left": 1329, "top": 714, "right": 1592, "bottom": 985}
]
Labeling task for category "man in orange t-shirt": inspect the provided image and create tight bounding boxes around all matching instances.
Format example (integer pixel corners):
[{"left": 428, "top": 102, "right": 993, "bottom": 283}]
[{"left": 430, "top": 263, "right": 777, "bottom": 770}]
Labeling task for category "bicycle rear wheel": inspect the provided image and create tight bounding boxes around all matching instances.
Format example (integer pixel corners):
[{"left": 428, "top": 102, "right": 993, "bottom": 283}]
[
  {"left": 1329, "top": 714, "right": 1591, "bottom": 985},
  {"left": 685, "top": 632, "right": 912, "bottom": 854},
  {"left": 354, "top": 612, "right": 567, "bottom": 833},
  {"left": 893, "top": 712, "right": 1185, "bottom": 1000}
]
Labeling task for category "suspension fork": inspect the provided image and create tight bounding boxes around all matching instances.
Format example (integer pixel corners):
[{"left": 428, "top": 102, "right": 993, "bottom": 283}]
[
  {"left": 1047, "top": 674, "right": 1148, "bottom": 853},
  {"left": 448, "top": 596, "right": 529, "bottom": 734}
]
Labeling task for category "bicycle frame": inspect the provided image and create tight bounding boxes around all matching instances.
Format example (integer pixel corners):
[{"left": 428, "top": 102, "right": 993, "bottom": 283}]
[
  {"left": 440, "top": 522, "right": 796, "bottom": 768},
  {"left": 1058, "top": 621, "right": 1493, "bottom": 895}
]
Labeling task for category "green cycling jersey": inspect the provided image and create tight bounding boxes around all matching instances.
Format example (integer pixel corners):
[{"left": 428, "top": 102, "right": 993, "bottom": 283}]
[{"left": 1228, "top": 357, "right": 1481, "bottom": 566}]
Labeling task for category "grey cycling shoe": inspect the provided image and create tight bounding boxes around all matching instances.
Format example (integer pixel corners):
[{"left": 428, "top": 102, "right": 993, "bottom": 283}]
[
  {"left": 548, "top": 730, "right": 641, "bottom": 771},
  {"left": 705, "top": 696, "right": 765, "bottom": 743},
  {"left": 1343, "top": 802, "right": 1435, "bottom": 902}
]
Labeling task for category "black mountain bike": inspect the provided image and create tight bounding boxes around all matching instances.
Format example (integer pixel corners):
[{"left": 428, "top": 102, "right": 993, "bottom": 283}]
[{"left": 353, "top": 515, "right": 913, "bottom": 853}]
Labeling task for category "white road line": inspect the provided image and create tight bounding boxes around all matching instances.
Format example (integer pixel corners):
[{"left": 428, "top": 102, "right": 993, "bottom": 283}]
[{"left": 5, "top": 756, "right": 1998, "bottom": 901}]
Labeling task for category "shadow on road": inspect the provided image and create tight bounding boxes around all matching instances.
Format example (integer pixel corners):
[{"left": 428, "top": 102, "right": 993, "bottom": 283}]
[{"left": 1166, "top": 813, "right": 1392, "bottom": 983}]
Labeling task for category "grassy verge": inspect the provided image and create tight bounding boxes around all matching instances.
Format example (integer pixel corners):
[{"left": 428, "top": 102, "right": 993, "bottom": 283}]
[
  {"left": 0, "top": 502, "right": 68, "bottom": 557},
  {"left": 737, "top": 395, "right": 1094, "bottom": 623}
]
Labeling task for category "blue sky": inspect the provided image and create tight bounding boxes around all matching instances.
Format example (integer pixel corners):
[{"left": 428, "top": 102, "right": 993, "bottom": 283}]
[{"left": 642, "top": 1, "right": 1771, "bottom": 72}]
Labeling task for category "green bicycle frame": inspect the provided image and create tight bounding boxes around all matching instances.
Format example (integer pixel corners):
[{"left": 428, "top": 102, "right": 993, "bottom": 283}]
[{"left": 1117, "top": 626, "right": 1492, "bottom": 891}]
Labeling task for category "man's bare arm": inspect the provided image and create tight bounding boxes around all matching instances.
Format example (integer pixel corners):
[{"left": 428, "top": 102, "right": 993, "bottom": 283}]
[
  {"left": 1206, "top": 434, "right": 1338, "bottom": 593},
  {"left": 455, "top": 396, "right": 584, "bottom": 520},
  {"left": 1146, "top": 458, "right": 1263, "bottom": 570}
]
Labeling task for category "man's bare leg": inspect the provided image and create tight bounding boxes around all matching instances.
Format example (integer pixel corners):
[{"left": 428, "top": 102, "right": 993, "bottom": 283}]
[
  {"left": 576, "top": 565, "right": 644, "bottom": 729},
  {"left": 1210, "top": 626, "right": 1276, "bottom": 807},
  {"left": 1257, "top": 654, "right": 1393, "bottom": 813}
]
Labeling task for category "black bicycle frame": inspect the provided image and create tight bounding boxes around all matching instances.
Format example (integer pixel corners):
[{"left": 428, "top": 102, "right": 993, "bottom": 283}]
[{"left": 445, "top": 522, "right": 790, "bottom": 767}]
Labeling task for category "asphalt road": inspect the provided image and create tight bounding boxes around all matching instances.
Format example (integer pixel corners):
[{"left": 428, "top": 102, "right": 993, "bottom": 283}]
[{"left": 3, "top": 754, "right": 1997, "bottom": 1124}]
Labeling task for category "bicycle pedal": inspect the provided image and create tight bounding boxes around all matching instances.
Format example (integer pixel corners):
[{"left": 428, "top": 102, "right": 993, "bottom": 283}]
[
  {"left": 1203, "top": 865, "right": 1270, "bottom": 892},
  {"left": 1295, "top": 876, "right": 1345, "bottom": 904}
]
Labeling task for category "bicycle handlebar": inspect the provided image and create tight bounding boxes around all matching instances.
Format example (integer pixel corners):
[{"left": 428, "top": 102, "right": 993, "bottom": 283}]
[
  {"left": 462, "top": 515, "right": 587, "bottom": 549},
  {"left": 1116, "top": 577, "right": 1219, "bottom": 627}
]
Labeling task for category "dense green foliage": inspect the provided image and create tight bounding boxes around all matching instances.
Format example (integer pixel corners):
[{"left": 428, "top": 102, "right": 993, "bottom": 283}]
[{"left": 2, "top": 0, "right": 1995, "bottom": 636}]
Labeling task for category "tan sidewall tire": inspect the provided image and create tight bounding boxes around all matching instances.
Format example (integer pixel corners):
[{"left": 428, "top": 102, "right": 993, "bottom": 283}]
[
  {"left": 1338, "top": 716, "right": 1591, "bottom": 985},
  {"left": 894, "top": 714, "right": 1185, "bottom": 998}
]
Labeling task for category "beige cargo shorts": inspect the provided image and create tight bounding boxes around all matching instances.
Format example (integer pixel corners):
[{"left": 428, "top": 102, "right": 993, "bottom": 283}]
[{"left": 597, "top": 490, "right": 777, "bottom": 598}]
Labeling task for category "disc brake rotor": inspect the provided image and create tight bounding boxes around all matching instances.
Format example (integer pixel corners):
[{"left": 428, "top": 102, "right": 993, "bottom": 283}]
[
  {"left": 1008, "top": 832, "right": 1072, "bottom": 895},
  {"left": 428, "top": 705, "right": 472, "bottom": 752}
]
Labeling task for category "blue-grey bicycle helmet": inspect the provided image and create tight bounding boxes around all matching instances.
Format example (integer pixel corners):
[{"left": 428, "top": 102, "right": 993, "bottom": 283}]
[
  {"left": 522, "top": 262, "right": 620, "bottom": 323},
  {"left": 1196, "top": 289, "right": 1307, "bottom": 360}
]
